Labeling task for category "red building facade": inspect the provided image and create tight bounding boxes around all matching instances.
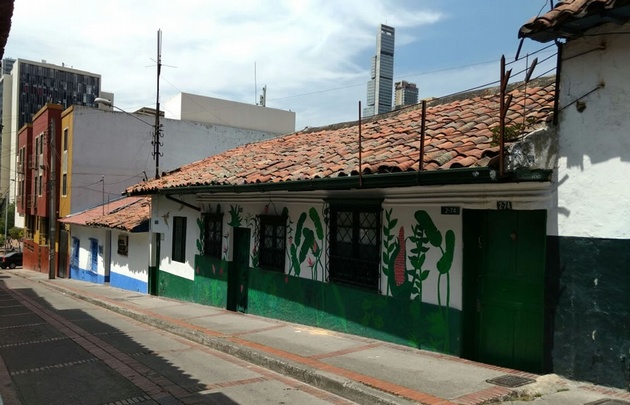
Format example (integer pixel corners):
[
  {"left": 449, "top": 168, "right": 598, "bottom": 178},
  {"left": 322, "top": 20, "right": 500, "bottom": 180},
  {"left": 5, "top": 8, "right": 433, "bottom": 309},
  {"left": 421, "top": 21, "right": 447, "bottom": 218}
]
[{"left": 17, "top": 104, "right": 63, "bottom": 275}]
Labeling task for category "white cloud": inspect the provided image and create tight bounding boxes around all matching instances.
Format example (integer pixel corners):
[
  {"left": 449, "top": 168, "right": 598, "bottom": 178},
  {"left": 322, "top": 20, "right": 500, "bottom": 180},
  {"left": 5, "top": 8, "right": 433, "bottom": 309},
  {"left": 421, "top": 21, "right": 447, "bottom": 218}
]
[{"left": 6, "top": 0, "right": 551, "bottom": 131}]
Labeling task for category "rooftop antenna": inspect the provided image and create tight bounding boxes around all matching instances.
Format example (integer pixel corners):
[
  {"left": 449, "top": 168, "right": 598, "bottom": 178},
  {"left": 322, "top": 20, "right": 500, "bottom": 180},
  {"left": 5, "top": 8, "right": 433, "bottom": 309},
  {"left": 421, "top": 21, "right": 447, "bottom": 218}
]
[
  {"left": 254, "top": 62, "right": 258, "bottom": 105},
  {"left": 259, "top": 85, "right": 267, "bottom": 107}
]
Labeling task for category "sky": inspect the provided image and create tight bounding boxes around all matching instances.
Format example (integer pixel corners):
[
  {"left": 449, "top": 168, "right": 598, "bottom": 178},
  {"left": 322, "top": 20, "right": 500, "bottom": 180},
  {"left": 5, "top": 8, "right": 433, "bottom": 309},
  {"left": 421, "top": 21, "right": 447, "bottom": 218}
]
[{"left": 4, "top": 0, "right": 557, "bottom": 131}]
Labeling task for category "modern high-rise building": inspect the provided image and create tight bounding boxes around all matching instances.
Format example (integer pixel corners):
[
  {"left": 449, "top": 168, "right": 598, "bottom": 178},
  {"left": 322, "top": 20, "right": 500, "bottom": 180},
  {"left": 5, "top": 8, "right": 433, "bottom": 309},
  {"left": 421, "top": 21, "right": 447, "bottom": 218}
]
[
  {"left": 394, "top": 81, "right": 419, "bottom": 109},
  {"left": 364, "top": 24, "right": 395, "bottom": 118},
  {"left": 0, "top": 58, "right": 104, "bottom": 223}
]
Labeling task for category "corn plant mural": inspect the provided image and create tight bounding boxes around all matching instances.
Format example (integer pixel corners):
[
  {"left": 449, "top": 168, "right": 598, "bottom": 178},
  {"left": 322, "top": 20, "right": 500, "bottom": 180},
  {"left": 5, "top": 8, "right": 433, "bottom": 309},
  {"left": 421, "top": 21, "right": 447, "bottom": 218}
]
[
  {"left": 382, "top": 208, "right": 456, "bottom": 351},
  {"left": 382, "top": 208, "right": 429, "bottom": 301}
]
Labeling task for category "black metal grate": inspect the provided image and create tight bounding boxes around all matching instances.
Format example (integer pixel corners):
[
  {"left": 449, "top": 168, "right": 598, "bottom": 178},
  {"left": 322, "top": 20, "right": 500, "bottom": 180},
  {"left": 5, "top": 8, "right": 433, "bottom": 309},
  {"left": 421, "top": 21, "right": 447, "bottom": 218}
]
[
  {"left": 486, "top": 374, "right": 536, "bottom": 388},
  {"left": 584, "top": 400, "right": 630, "bottom": 405}
]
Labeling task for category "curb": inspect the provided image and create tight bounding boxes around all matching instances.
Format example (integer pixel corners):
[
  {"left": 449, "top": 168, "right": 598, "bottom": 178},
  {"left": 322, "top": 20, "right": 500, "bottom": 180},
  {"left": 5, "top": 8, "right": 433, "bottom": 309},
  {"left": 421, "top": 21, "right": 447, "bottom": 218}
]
[{"left": 39, "top": 279, "right": 418, "bottom": 405}]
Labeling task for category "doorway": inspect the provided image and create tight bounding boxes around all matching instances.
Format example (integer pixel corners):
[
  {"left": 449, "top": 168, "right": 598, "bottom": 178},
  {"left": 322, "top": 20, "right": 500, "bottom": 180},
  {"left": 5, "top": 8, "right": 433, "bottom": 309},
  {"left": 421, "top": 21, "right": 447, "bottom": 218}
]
[
  {"left": 227, "top": 227, "right": 250, "bottom": 313},
  {"left": 462, "top": 209, "right": 546, "bottom": 372},
  {"left": 58, "top": 230, "right": 68, "bottom": 278}
]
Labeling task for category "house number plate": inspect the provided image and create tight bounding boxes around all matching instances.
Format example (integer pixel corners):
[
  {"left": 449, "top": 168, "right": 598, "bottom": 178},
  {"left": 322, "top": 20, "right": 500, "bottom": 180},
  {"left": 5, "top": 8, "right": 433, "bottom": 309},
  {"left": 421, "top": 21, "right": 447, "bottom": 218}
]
[
  {"left": 497, "top": 201, "right": 513, "bottom": 210},
  {"left": 441, "top": 206, "right": 460, "bottom": 215}
]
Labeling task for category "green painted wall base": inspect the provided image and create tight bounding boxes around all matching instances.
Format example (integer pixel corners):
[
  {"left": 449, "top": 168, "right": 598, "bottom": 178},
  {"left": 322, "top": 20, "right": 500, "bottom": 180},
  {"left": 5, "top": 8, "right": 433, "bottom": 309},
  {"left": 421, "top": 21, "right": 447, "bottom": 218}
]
[
  {"left": 248, "top": 270, "right": 461, "bottom": 355},
  {"left": 158, "top": 255, "right": 230, "bottom": 308},
  {"left": 157, "top": 257, "right": 461, "bottom": 355},
  {"left": 546, "top": 236, "right": 630, "bottom": 389}
]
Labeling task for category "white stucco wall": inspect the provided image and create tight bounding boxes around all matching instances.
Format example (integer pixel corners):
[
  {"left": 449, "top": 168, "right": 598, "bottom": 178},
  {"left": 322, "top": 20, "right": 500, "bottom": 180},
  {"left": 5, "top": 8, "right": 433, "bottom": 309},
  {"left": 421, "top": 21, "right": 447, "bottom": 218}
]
[
  {"left": 552, "top": 22, "right": 630, "bottom": 239},
  {"left": 154, "top": 196, "right": 200, "bottom": 281},
  {"left": 67, "top": 106, "right": 285, "bottom": 215},
  {"left": 110, "top": 229, "right": 150, "bottom": 283}
]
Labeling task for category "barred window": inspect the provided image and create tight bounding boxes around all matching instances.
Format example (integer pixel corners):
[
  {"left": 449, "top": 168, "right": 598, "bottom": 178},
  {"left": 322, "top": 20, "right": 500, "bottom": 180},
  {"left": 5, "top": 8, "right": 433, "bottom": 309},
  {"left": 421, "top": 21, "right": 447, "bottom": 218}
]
[
  {"left": 329, "top": 203, "right": 381, "bottom": 290},
  {"left": 258, "top": 215, "right": 286, "bottom": 272},
  {"left": 203, "top": 213, "right": 223, "bottom": 259}
]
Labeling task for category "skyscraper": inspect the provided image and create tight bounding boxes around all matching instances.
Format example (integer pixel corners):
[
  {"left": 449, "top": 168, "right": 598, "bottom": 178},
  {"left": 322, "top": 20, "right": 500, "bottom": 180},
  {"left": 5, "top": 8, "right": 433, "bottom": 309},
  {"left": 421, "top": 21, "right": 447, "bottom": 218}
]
[
  {"left": 394, "top": 81, "right": 419, "bottom": 109},
  {"left": 364, "top": 24, "right": 395, "bottom": 118}
]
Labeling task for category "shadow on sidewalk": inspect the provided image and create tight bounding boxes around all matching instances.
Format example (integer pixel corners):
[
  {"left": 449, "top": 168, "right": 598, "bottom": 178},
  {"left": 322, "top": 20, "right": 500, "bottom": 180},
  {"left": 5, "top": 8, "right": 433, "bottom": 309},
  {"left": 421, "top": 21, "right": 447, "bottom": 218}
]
[{"left": 0, "top": 279, "right": 239, "bottom": 405}]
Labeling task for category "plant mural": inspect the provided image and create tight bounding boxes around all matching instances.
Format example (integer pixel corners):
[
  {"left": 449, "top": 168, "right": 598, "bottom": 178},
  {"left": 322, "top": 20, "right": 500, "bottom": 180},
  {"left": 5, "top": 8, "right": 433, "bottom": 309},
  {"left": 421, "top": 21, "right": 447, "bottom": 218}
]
[
  {"left": 382, "top": 208, "right": 456, "bottom": 351},
  {"left": 196, "top": 216, "right": 204, "bottom": 255},
  {"left": 168, "top": 201, "right": 462, "bottom": 357},
  {"left": 228, "top": 204, "right": 243, "bottom": 227},
  {"left": 286, "top": 207, "right": 325, "bottom": 281}
]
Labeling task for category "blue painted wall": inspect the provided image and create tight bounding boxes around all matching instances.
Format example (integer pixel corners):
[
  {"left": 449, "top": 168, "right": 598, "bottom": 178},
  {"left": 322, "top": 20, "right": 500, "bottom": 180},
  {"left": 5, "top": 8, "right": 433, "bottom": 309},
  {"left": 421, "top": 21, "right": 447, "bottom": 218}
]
[
  {"left": 70, "top": 265, "right": 108, "bottom": 284},
  {"left": 110, "top": 271, "right": 148, "bottom": 293}
]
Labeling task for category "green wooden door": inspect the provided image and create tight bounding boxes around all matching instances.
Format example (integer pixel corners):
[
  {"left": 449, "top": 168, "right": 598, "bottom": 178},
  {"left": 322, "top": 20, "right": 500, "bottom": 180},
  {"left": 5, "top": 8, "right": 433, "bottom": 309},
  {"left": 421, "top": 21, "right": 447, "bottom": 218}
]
[
  {"left": 148, "top": 236, "right": 160, "bottom": 295},
  {"left": 227, "top": 228, "right": 250, "bottom": 313},
  {"left": 463, "top": 209, "right": 546, "bottom": 373}
]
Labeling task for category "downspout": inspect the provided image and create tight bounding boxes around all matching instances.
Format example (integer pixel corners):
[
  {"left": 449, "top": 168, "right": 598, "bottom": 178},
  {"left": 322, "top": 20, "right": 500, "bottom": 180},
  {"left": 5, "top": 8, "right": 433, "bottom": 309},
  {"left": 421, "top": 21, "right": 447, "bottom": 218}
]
[
  {"left": 105, "top": 230, "right": 111, "bottom": 282},
  {"left": 553, "top": 41, "right": 562, "bottom": 126}
]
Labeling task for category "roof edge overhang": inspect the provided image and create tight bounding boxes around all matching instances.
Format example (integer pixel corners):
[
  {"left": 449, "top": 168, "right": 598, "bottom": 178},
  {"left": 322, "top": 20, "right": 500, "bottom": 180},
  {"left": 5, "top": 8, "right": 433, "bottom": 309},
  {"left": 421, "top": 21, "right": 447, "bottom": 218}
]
[
  {"left": 78, "top": 223, "right": 149, "bottom": 233},
  {"left": 128, "top": 168, "right": 552, "bottom": 197},
  {"left": 520, "top": 4, "right": 630, "bottom": 42}
]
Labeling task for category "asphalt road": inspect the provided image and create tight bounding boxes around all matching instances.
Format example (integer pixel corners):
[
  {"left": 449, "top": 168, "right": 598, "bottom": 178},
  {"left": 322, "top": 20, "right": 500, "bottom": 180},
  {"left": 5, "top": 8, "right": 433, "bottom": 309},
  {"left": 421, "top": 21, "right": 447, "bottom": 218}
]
[{"left": 0, "top": 273, "right": 356, "bottom": 405}]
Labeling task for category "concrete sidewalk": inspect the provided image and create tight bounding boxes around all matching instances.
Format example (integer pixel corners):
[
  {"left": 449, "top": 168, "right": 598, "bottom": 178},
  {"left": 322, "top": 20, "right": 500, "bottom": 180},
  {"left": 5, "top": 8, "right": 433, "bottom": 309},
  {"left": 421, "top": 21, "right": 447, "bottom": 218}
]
[{"left": 8, "top": 269, "right": 630, "bottom": 405}]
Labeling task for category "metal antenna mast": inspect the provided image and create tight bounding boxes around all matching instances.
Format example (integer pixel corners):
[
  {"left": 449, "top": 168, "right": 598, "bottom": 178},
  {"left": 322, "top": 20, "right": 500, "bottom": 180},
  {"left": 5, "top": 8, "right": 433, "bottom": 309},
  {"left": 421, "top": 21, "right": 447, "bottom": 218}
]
[{"left": 153, "top": 29, "right": 164, "bottom": 179}]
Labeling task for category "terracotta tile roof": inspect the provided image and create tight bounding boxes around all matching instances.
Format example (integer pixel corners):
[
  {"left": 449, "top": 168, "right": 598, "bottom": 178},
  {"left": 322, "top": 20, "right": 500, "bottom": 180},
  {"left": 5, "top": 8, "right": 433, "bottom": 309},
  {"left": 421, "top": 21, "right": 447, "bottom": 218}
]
[
  {"left": 126, "top": 76, "right": 555, "bottom": 195},
  {"left": 519, "top": 0, "right": 630, "bottom": 42},
  {"left": 60, "top": 197, "right": 150, "bottom": 233}
]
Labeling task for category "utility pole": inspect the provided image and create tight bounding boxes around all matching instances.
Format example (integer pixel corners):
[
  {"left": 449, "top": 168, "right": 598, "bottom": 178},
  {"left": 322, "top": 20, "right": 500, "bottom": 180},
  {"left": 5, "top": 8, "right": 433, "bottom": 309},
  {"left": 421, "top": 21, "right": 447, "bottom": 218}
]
[
  {"left": 101, "top": 176, "right": 105, "bottom": 214},
  {"left": 48, "top": 118, "right": 56, "bottom": 279},
  {"left": 153, "top": 29, "right": 163, "bottom": 179},
  {"left": 150, "top": 29, "right": 163, "bottom": 296}
]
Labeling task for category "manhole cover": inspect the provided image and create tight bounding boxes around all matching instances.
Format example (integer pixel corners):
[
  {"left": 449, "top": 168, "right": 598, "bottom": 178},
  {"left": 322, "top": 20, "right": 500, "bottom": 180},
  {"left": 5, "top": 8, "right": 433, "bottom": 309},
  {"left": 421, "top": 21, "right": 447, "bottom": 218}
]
[
  {"left": 486, "top": 374, "right": 536, "bottom": 388},
  {"left": 584, "top": 400, "right": 630, "bottom": 405}
]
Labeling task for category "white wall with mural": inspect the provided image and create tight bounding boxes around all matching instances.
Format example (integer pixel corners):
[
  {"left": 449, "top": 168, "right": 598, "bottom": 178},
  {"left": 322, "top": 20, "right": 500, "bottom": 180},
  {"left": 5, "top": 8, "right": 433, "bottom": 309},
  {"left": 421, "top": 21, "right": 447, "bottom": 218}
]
[{"left": 380, "top": 204, "right": 463, "bottom": 310}]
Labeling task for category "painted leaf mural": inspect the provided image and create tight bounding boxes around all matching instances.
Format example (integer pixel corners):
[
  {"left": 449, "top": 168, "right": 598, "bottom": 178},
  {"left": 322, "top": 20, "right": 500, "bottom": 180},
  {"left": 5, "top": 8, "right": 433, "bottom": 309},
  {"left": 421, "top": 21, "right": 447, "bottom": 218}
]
[
  {"left": 382, "top": 208, "right": 400, "bottom": 296},
  {"left": 228, "top": 204, "right": 242, "bottom": 227},
  {"left": 286, "top": 207, "right": 325, "bottom": 280},
  {"left": 437, "top": 230, "right": 455, "bottom": 274},
  {"left": 415, "top": 210, "right": 442, "bottom": 248},
  {"left": 196, "top": 217, "right": 204, "bottom": 254}
]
